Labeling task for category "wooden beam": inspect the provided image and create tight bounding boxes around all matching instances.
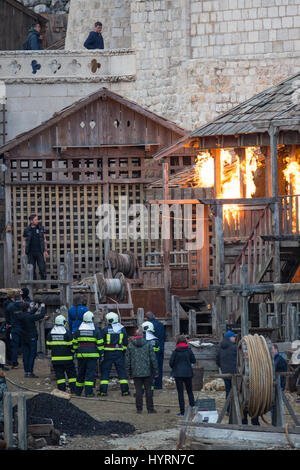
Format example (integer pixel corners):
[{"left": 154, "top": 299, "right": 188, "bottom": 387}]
[
  {"left": 148, "top": 199, "right": 200, "bottom": 205},
  {"left": 162, "top": 161, "right": 171, "bottom": 314}
]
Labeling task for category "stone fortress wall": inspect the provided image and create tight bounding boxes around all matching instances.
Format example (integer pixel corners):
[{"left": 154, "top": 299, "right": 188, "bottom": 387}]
[{"left": 3, "top": 0, "right": 300, "bottom": 141}]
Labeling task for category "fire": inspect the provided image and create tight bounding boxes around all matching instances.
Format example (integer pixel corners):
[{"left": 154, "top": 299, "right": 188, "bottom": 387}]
[
  {"left": 193, "top": 147, "right": 261, "bottom": 226},
  {"left": 283, "top": 157, "right": 300, "bottom": 232},
  {"left": 194, "top": 152, "right": 214, "bottom": 187},
  {"left": 245, "top": 147, "right": 261, "bottom": 198},
  {"left": 220, "top": 149, "right": 240, "bottom": 223}
]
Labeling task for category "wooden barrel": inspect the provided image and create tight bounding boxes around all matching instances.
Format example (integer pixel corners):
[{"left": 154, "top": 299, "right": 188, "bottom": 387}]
[{"left": 192, "top": 367, "right": 204, "bottom": 391}]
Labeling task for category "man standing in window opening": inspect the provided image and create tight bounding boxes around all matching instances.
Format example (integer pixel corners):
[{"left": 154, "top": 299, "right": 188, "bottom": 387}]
[
  {"left": 84, "top": 22, "right": 104, "bottom": 50},
  {"left": 23, "top": 214, "right": 48, "bottom": 280}
]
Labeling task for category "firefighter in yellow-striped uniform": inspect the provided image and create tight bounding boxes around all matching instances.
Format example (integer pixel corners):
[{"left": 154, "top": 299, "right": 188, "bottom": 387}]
[
  {"left": 99, "top": 312, "right": 129, "bottom": 396},
  {"left": 46, "top": 314, "right": 77, "bottom": 393},
  {"left": 72, "top": 311, "right": 103, "bottom": 397}
]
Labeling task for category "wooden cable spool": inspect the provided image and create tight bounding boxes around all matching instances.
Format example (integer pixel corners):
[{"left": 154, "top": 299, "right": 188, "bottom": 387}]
[
  {"left": 237, "top": 334, "right": 275, "bottom": 419},
  {"left": 106, "top": 251, "right": 138, "bottom": 278},
  {"left": 95, "top": 272, "right": 127, "bottom": 302}
]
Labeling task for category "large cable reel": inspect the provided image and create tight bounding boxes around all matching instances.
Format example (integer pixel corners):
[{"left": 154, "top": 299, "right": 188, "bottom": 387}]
[
  {"left": 237, "top": 334, "right": 275, "bottom": 420},
  {"left": 95, "top": 272, "right": 127, "bottom": 302}
]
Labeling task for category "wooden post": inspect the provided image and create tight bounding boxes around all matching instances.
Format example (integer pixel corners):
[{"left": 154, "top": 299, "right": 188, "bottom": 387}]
[
  {"left": 271, "top": 375, "right": 285, "bottom": 427},
  {"left": 17, "top": 394, "right": 27, "bottom": 451},
  {"left": 269, "top": 125, "right": 281, "bottom": 284},
  {"left": 4, "top": 185, "right": 13, "bottom": 287},
  {"left": 240, "top": 265, "right": 249, "bottom": 338},
  {"left": 188, "top": 309, "right": 197, "bottom": 337},
  {"left": 162, "top": 161, "right": 171, "bottom": 314},
  {"left": 215, "top": 203, "right": 226, "bottom": 339},
  {"left": 3, "top": 392, "right": 13, "bottom": 449},
  {"left": 66, "top": 252, "right": 74, "bottom": 308},
  {"left": 171, "top": 295, "right": 180, "bottom": 338},
  {"left": 259, "top": 302, "right": 267, "bottom": 328},
  {"left": 59, "top": 264, "right": 66, "bottom": 306},
  {"left": 213, "top": 149, "right": 222, "bottom": 199},
  {"left": 286, "top": 304, "right": 298, "bottom": 342},
  {"left": 26, "top": 264, "right": 34, "bottom": 301},
  {"left": 215, "top": 204, "right": 225, "bottom": 285},
  {"left": 21, "top": 254, "right": 28, "bottom": 281},
  {"left": 137, "top": 308, "right": 144, "bottom": 327}
]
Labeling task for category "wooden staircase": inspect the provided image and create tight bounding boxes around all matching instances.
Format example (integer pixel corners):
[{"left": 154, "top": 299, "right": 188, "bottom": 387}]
[{"left": 227, "top": 196, "right": 300, "bottom": 323}]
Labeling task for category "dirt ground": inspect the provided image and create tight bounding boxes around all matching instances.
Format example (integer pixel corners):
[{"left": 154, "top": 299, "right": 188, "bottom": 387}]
[{"left": 3, "top": 355, "right": 300, "bottom": 451}]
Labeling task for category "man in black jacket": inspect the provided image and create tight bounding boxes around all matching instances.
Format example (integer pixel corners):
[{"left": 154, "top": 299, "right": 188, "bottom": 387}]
[
  {"left": 216, "top": 330, "right": 237, "bottom": 405},
  {"left": 7, "top": 294, "right": 24, "bottom": 369},
  {"left": 23, "top": 214, "right": 48, "bottom": 280},
  {"left": 84, "top": 22, "right": 104, "bottom": 49},
  {"left": 17, "top": 302, "right": 46, "bottom": 378}
]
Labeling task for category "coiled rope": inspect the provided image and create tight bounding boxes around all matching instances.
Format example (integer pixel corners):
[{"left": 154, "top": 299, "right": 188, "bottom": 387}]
[{"left": 241, "top": 334, "right": 274, "bottom": 419}]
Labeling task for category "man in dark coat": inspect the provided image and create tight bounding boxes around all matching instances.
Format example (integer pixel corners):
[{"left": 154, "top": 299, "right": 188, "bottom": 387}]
[
  {"left": 272, "top": 343, "right": 287, "bottom": 390},
  {"left": 216, "top": 330, "right": 237, "bottom": 403},
  {"left": 23, "top": 214, "right": 48, "bottom": 280},
  {"left": 17, "top": 302, "right": 46, "bottom": 378},
  {"left": 8, "top": 294, "right": 24, "bottom": 369},
  {"left": 125, "top": 328, "right": 158, "bottom": 414},
  {"left": 145, "top": 311, "right": 166, "bottom": 389},
  {"left": 24, "top": 23, "right": 43, "bottom": 50},
  {"left": 84, "top": 22, "right": 104, "bottom": 50}
]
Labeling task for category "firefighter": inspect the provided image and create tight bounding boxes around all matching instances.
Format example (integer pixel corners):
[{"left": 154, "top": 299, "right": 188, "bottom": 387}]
[
  {"left": 99, "top": 312, "right": 129, "bottom": 397},
  {"left": 46, "top": 314, "right": 76, "bottom": 393},
  {"left": 142, "top": 321, "right": 160, "bottom": 395},
  {"left": 72, "top": 311, "right": 103, "bottom": 397}
]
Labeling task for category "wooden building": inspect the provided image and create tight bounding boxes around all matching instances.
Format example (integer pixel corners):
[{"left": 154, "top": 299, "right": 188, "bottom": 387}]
[
  {"left": 152, "top": 72, "right": 300, "bottom": 340},
  {"left": 0, "top": 87, "right": 192, "bottom": 302},
  {"left": 0, "top": 0, "right": 48, "bottom": 51}
]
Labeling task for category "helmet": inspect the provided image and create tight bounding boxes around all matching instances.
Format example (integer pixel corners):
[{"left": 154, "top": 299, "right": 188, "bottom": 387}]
[
  {"left": 55, "top": 315, "right": 66, "bottom": 326},
  {"left": 106, "top": 312, "right": 119, "bottom": 324},
  {"left": 83, "top": 311, "right": 94, "bottom": 323},
  {"left": 142, "top": 321, "right": 154, "bottom": 333}
]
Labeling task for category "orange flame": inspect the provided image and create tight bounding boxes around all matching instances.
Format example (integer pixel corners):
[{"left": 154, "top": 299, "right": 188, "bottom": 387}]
[
  {"left": 194, "top": 152, "right": 214, "bottom": 187},
  {"left": 283, "top": 157, "right": 300, "bottom": 232},
  {"left": 220, "top": 149, "right": 240, "bottom": 224},
  {"left": 193, "top": 147, "right": 261, "bottom": 226}
]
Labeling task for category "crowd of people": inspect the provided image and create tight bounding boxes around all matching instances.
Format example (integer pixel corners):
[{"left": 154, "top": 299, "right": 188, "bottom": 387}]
[
  {"left": 1, "top": 293, "right": 198, "bottom": 416},
  {"left": 0, "top": 289, "right": 289, "bottom": 421}
]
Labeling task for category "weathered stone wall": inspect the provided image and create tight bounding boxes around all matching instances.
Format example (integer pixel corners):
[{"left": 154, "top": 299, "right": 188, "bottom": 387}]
[
  {"left": 65, "top": 0, "right": 131, "bottom": 50},
  {"left": 4, "top": 0, "right": 300, "bottom": 140},
  {"left": 19, "top": 0, "right": 70, "bottom": 15}
]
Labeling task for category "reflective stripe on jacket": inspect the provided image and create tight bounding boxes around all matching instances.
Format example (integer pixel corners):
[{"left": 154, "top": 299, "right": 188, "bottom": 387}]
[
  {"left": 102, "top": 326, "right": 128, "bottom": 352},
  {"left": 46, "top": 328, "right": 74, "bottom": 363},
  {"left": 72, "top": 327, "right": 103, "bottom": 358}
]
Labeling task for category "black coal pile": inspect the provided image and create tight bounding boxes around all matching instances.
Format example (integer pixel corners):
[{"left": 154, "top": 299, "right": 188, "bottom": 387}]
[{"left": 20, "top": 393, "right": 136, "bottom": 437}]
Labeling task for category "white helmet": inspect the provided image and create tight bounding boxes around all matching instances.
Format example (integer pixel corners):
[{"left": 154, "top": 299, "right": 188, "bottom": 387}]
[
  {"left": 106, "top": 312, "right": 119, "bottom": 324},
  {"left": 142, "top": 321, "right": 154, "bottom": 333},
  {"left": 83, "top": 311, "right": 94, "bottom": 323},
  {"left": 55, "top": 315, "right": 66, "bottom": 326}
]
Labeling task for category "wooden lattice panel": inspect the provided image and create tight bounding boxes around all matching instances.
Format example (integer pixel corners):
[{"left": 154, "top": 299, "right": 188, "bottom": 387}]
[{"left": 11, "top": 184, "right": 104, "bottom": 280}]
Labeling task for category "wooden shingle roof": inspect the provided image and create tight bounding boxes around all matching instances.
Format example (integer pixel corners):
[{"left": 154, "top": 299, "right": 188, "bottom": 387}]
[{"left": 153, "top": 72, "right": 300, "bottom": 160}]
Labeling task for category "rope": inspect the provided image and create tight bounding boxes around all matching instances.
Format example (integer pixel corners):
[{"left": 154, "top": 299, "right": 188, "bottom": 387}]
[
  {"left": 242, "top": 334, "right": 274, "bottom": 419},
  {"left": 5, "top": 376, "right": 177, "bottom": 408}
]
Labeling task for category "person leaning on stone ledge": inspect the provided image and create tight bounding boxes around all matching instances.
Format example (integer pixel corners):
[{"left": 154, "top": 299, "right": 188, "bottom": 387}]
[
  {"left": 84, "top": 21, "right": 104, "bottom": 50},
  {"left": 23, "top": 22, "right": 44, "bottom": 50}
]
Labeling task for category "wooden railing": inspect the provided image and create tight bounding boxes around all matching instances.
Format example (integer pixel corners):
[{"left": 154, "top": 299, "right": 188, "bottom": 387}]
[
  {"left": 278, "top": 194, "right": 300, "bottom": 235},
  {"left": 228, "top": 205, "right": 274, "bottom": 285}
]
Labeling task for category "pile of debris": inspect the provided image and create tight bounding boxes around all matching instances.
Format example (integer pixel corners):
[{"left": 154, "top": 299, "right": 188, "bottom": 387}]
[{"left": 21, "top": 393, "right": 136, "bottom": 438}]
